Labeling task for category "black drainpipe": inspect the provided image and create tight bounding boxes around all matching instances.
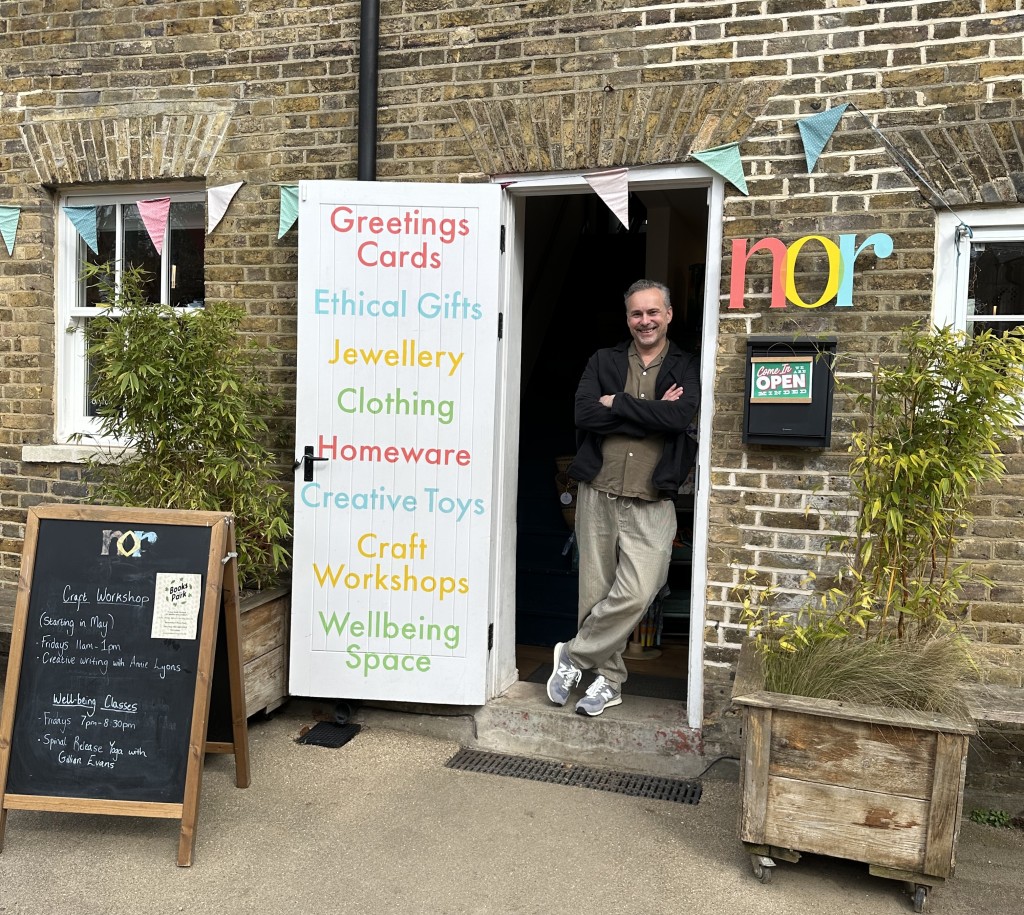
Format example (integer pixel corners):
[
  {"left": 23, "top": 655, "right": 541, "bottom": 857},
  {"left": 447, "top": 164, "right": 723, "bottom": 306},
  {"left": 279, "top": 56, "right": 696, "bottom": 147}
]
[{"left": 358, "top": 0, "right": 380, "bottom": 181}]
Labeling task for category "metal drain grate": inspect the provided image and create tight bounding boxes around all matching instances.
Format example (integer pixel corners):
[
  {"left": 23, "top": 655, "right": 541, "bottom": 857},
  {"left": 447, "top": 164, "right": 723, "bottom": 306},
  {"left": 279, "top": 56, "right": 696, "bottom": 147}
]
[
  {"left": 445, "top": 748, "right": 701, "bottom": 805},
  {"left": 296, "top": 721, "right": 361, "bottom": 748}
]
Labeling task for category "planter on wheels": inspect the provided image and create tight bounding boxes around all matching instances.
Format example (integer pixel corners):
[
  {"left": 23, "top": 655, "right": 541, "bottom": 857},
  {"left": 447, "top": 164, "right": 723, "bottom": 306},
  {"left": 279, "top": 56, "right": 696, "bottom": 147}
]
[
  {"left": 732, "top": 640, "right": 976, "bottom": 912},
  {"left": 239, "top": 586, "right": 290, "bottom": 716}
]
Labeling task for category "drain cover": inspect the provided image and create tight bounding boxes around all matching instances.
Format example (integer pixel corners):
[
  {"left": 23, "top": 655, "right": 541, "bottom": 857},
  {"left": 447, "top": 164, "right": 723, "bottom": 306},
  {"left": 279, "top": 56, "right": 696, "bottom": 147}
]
[
  {"left": 296, "top": 721, "right": 361, "bottom": 748},
  {"left": 445, "top": 748, "right": 701, "bottom": 804}
]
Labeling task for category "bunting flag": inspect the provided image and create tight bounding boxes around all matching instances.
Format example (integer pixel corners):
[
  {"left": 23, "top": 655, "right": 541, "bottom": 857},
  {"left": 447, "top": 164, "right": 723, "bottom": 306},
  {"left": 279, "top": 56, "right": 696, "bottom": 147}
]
[
  {"left": 0, "top": 206, "right": 20, "bottom": 256},
  {"left": 797, "top": 103, "right": 849, "bottom": 173},
  {"left": 64, "top": 205, "right": 99, "bottom": 254},
  {"left": 278, "top": 185, "right": 299, "bottom": 239},
  {"left": 691, "top": 142, "right": 748, "bottom": 195},
  {"left": 137, "top": 197, "right": 171, "bottom": 255},
  {"left": 583, "top": 167, "right": 629, "bottom": 230},
  {"left": 207, "top": 181, "right": 244, "bottom": 234}
]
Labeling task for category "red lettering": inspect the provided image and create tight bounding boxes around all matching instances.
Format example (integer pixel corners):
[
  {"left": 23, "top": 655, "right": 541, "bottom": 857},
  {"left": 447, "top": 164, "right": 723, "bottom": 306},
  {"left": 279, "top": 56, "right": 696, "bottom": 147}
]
[{"left": 730, "top": 237, "right": 787, "bottom": 310}]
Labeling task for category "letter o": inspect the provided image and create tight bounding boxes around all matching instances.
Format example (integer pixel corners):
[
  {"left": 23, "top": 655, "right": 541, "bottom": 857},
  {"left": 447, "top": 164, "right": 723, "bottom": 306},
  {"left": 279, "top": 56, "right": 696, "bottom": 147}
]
[
  {"left": 116, "top": 530, "right": 142, "bottom": 558},
  {"left": 785, "top": 235, "right": 842, "bottom": 309}
]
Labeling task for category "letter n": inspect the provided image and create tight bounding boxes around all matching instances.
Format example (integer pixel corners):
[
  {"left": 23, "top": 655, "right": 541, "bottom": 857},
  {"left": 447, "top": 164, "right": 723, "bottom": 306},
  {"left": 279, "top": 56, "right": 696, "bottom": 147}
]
[
  {"left": 730, "top": 237, "right": 788, "bottom": 309},
  {"left": 100, "top": 530, "right": 122, "bottom": 556}
]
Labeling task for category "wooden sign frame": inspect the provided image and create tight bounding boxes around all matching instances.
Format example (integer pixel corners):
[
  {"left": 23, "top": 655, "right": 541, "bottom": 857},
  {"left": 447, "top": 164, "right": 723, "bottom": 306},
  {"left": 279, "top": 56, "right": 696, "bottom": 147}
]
[{"left": 0, "top": 504, "right": 250, "bottom": 866}]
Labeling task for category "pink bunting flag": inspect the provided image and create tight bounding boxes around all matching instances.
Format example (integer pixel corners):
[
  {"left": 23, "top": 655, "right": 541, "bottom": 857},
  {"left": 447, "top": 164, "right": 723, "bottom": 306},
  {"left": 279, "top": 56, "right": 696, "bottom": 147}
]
[{"left": 137, "top": 197, "right": 171, "bottom": 255}]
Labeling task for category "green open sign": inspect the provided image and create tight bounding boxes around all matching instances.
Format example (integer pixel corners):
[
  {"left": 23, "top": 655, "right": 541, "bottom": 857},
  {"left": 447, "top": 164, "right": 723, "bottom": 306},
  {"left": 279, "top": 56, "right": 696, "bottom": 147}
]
[{"left": 749, "top": 356, "right": 813, "bottom": 403}]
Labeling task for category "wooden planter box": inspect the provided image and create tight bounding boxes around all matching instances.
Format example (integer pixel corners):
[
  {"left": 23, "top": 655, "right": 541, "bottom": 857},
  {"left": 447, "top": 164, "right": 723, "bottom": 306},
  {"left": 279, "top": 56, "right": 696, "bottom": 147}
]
[
  {"left": 239, "top": 586, "right": 290, "bottom": 717},
  {"left": 732, "top": 640, "right": 976, "bottom": 911}
]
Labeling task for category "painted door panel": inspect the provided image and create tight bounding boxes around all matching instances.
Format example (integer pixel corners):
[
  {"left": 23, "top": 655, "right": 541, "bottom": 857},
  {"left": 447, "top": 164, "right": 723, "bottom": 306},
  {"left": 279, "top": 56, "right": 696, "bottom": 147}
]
[{"left": 290, "top": 180, "right": 502, "bottom": 704}]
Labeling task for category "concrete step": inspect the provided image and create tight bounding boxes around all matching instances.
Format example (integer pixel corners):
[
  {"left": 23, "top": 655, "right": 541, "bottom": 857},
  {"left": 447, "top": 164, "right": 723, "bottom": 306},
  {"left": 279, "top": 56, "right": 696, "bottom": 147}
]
[
  {"left": 352, "top": 680, "right": 708, "bottom": 779},
  {"left": 474, "top": 681, "right": 705, "bottom": 778}
]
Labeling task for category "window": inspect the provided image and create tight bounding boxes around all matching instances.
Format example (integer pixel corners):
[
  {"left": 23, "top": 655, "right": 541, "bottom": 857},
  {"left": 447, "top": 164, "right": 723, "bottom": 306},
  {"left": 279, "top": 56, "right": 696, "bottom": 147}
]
[
  {"left": 56, "top": 185, "right": 206, "bottom": 442},
  {"left": 933, "top": 207, "right": 1024, "bottom": 338}
]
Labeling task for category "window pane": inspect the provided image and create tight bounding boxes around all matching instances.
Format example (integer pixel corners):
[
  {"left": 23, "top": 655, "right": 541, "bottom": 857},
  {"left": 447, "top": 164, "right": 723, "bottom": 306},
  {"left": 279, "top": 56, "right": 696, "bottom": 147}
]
[
  {"left": 61, "top": 188, "right": 206, "bottom": 436},
  {"left": 969, "top": 242, "right": 1024, "bottom": 322},
  {"left": 168, "top": 201, "right": 206, "bottom": 308},
  {"left": 966, "top": 318, "right": 1024, "bottom": 338},
  {"left": 83, "top": 204, "right": 117, "bottom": 309},
  {"left": 122, "top": 203, "right": 162, "bottom": 303}
]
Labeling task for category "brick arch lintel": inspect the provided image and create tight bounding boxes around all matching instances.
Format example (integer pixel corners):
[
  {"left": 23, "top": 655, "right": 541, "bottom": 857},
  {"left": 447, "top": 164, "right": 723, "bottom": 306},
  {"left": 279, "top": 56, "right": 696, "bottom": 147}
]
[
  {"left": 451, "top": 79, "right": 783, "bottom": 176},
  {"left": 18, "top": 102, "right": 237, "bottom": 186},
  {"left": 888, "top": 119, "right": 1024, "bottom": 208}
]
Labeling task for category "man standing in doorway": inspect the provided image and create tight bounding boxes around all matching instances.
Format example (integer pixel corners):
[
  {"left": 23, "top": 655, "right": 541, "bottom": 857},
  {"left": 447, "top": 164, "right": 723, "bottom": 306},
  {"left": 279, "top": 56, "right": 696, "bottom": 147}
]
[{"left": 548, "top": 279, "right": 700, "bottom": 716}]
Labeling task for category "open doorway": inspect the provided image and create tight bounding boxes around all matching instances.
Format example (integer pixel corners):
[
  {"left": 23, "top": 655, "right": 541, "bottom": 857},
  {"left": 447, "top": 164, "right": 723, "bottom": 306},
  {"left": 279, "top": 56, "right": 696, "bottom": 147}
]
[{"left": 512, "top": 185, "right": 710, "bottom": 708}]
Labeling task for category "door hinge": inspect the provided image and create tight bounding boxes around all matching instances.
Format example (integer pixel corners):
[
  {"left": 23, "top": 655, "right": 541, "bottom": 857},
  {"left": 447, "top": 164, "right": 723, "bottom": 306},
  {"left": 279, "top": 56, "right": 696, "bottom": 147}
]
[
  {"left": 499, "top": 224, "right": 506, "bottom": 254},
  {"left": 497, "top": 312, "right": 504, "bottom": 340},
  {"left": 487, "top": 623, "right": 494, "bottom": 650}
]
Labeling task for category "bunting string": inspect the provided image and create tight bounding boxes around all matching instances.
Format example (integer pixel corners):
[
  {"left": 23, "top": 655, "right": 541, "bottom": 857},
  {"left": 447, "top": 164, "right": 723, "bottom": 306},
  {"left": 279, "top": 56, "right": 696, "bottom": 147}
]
[{"left": 845, "top": 102, "right": 972, "bottom": 237}]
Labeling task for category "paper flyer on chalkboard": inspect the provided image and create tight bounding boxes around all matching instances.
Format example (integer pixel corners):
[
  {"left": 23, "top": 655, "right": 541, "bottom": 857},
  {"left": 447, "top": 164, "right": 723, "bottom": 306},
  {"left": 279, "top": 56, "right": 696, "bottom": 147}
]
[{"left": 151, "top": 573, "right": 202, "bottom": 640}]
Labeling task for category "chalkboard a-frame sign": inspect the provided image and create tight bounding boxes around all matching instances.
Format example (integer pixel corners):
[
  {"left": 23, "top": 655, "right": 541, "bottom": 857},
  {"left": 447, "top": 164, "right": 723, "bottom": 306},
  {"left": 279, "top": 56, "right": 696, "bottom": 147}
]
[{"left": 0, "top": 504, "right": 251, "bottom": 866}]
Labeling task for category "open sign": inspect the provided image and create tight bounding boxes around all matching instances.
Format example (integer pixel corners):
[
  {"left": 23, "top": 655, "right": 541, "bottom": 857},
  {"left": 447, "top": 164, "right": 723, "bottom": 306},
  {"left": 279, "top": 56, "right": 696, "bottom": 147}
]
[{"left": 749, "top": 356, "right": 813, "bottom": 403}]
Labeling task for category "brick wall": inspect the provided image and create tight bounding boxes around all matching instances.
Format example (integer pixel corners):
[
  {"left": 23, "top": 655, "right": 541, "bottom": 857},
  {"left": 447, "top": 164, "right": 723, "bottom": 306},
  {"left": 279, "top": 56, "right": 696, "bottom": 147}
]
[{"left": 2, "top": 1, "right": 1024, "bottom": 716}]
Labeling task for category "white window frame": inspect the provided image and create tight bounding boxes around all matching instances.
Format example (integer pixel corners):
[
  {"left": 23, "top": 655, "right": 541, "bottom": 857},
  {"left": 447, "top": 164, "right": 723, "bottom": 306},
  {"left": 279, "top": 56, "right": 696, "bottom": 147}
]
[
  {"left": 55, "top": 183, "right": 206, "bottom": 444},
  {"left": 933, "top": 206, "right": 1024, "bottom": 331}
]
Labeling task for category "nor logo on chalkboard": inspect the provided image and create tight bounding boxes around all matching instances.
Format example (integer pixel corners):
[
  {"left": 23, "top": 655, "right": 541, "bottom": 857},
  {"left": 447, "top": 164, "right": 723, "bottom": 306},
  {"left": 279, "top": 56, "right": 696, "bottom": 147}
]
[{"left": 100, "top": 529, "right": 158, "bottom": 558}]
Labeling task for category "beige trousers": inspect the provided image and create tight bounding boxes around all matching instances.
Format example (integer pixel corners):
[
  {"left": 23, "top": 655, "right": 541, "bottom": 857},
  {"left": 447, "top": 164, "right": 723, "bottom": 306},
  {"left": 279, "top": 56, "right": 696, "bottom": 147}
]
[{"left": 567, "top": 482, "right": 676, "bottom": 687}]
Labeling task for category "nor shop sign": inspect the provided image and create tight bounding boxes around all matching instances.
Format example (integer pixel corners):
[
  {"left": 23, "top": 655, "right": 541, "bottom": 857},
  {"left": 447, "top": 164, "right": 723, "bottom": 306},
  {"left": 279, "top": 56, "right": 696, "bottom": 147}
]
[{"left": 290, "top": 181, "right": 501, "bottom": 705}]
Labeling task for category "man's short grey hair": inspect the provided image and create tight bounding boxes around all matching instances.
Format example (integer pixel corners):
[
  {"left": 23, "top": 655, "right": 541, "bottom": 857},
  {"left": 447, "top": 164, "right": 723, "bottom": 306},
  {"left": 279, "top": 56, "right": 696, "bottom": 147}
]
[{"left": 624, "top": 279, "right": 671, "bottom": 309}]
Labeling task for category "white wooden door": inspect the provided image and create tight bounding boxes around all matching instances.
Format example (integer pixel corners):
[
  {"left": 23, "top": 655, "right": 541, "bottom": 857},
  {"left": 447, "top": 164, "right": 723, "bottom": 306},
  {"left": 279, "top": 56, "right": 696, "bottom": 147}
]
[{"left": 290, "top": 180, "right": 502, "bottom": 704}]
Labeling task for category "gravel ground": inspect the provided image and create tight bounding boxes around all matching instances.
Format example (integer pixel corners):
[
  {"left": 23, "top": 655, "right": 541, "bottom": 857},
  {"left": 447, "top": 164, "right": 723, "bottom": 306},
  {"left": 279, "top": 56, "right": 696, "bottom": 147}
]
[{"left": 2, "top": 697, "right": 1023, "bottom": 915}]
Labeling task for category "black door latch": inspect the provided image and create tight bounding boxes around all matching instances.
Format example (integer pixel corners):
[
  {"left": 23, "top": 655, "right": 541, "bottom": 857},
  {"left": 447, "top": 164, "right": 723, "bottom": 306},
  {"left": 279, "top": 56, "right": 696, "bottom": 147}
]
[{"left": 293, "top": 445, "right": 329, "bottom": 481}]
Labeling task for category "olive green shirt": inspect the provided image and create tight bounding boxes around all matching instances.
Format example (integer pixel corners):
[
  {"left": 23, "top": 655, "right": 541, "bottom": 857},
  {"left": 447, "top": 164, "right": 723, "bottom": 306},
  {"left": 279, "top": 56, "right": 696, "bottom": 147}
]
[{"left": 589, "top": 342, "right": 667, "bottom": 501}]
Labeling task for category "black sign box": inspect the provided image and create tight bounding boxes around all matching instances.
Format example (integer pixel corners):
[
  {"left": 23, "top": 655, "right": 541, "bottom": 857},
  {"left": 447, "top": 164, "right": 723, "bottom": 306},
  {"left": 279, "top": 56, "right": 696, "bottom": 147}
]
[{"left": 743, "top": 337, "right": 837, "bottom": 447}]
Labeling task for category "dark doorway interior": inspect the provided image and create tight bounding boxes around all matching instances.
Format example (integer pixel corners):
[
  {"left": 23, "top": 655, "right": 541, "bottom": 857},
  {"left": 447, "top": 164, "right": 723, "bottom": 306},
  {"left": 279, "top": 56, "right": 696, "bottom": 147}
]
[{"left": 514, "top": 187, "right": 709, "bottom": 691}]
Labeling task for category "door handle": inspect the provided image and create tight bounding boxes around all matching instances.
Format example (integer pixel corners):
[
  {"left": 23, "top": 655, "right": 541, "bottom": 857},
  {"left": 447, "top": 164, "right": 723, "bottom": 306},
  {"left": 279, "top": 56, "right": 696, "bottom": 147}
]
[{"left": 293, "top": 445, "right": 329, "bottom": 482}]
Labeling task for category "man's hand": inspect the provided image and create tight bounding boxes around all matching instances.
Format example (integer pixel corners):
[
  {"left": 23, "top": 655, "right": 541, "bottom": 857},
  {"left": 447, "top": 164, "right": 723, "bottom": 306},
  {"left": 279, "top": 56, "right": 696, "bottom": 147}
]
[{"left": 601, "top": 385, "right": 682, "bottom": 407}]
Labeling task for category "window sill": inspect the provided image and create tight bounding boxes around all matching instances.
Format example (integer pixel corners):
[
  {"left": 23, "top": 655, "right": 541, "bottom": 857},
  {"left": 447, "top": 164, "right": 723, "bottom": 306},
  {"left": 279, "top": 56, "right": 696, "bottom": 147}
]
[{"left": 22, "top": 443, "right": 132, "bottom": 465}]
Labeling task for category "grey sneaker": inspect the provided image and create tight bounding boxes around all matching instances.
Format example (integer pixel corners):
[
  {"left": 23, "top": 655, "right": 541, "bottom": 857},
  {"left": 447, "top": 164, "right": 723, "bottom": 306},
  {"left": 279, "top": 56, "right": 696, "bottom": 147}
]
[
  {"left": 546, "top": 642, "right": 581, "bottom": 705},
  {"left": 575, "top": 676, "right": 622, "bottom": 716}
]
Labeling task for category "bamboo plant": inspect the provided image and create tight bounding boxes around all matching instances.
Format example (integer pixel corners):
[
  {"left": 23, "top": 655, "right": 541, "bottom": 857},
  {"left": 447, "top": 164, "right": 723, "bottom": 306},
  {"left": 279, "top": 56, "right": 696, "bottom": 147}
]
[
  {"left": 79, "top": 262, "right": 291, "bottom": 589},
  {"left": 740, "top": 322, "right": 1024, "bottom": 710}
]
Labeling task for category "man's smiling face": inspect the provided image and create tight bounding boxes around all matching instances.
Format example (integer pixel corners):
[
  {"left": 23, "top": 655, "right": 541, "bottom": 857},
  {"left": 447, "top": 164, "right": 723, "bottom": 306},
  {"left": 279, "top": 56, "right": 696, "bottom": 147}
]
[{"left": 626, "top": 287, "right": 672, "bottom": 356}]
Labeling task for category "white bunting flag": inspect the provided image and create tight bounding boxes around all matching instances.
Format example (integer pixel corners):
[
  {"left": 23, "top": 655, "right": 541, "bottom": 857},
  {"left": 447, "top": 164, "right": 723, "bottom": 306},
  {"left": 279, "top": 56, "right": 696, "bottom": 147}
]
[
  {"left": 207, "top": 181, "right": 244, "bottom": 234},
  {"left": 584, "top": 167, "right": 630, "bottom": 230}
]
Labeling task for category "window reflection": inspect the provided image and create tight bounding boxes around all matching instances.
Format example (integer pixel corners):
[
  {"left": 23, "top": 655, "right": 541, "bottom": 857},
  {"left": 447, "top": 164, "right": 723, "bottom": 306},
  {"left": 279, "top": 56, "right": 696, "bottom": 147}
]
[
  {"left": 122, "top": 203, "right": 161, "bottom": 303},
  {"left": 169, "top": 201, "right": 205, "bottom": 308},
  {"left": 968, "top": 242, "right": 1024, "bottom": 337},
  {"left": 84, "top": 205, "right": 116, "bottom": 309},
  {"left": 71, "top": 192, "right": 205, "bottom": 422}
]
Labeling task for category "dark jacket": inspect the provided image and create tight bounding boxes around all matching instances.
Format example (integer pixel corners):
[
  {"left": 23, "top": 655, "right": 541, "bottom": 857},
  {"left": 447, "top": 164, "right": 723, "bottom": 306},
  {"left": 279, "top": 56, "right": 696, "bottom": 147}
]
[{"left": 568, "top": 339, "right": 700, "bottom": 495}]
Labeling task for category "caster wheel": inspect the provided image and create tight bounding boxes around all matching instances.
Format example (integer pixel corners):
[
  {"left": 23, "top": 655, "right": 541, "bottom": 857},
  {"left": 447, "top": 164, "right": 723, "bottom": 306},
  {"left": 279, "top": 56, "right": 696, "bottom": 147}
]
[
  {"left": 750, "top": 854, "right": 774, "bottom": 884},
  {"left": 913, "top": 885, "right": 928, "bottom": 913}
]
